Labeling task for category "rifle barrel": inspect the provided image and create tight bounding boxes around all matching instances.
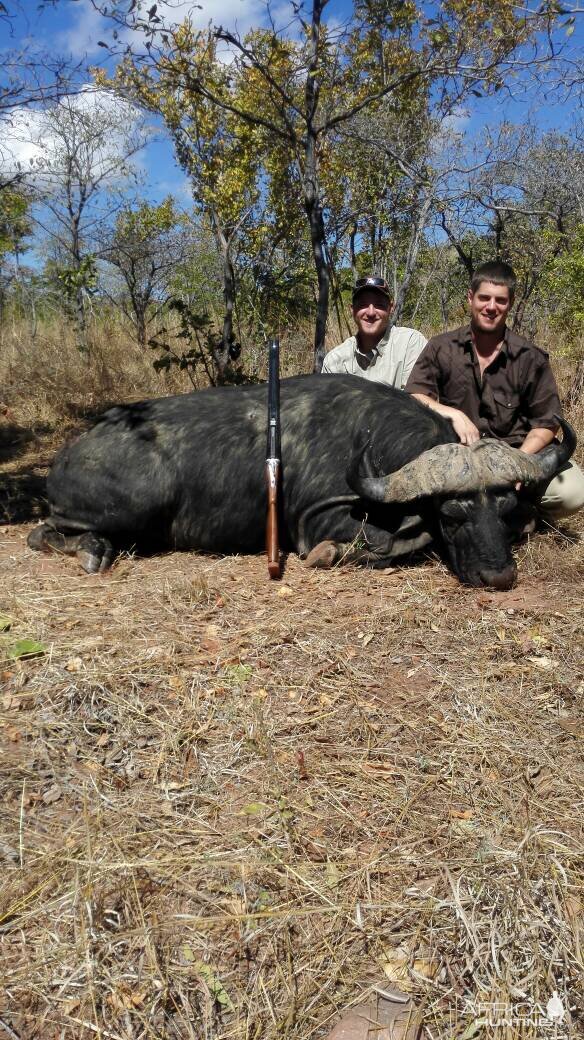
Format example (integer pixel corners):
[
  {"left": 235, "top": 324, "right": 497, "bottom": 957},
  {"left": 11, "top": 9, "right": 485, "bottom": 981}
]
[{"left": 266, "top": 338, "right": 281, "bottom": 579}]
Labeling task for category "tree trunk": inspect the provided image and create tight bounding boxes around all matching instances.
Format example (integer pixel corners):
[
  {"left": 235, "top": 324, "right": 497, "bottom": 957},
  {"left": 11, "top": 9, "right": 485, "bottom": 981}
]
[
  {"left": 304, "top": 0, "right": 330, "bottom": 373},
  {"left": 349, "top": 224, "right": 359, "bottom": 282},
  {"left": 391, "top": 193, "right": 432, "bottom": 325},
  {"left": 136, "top": 310, "right": 147, "bottom": 348},
  {"left": 210, "top": 208, "right": 235, "bottom": 382},
  {"left": 305, "top": 187, "right": 330, "bottom": 373},
  {"left": 71, "top": 218, "right": 89, "bottom": 357},
  {"left": 74, "top": 283, "right": 89, "bottom": 356}
]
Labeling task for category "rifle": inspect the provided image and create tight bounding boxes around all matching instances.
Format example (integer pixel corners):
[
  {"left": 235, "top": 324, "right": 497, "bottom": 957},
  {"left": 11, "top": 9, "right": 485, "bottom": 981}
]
[{"left": 265, "top": 338, "right": 281, "bottom": 579}]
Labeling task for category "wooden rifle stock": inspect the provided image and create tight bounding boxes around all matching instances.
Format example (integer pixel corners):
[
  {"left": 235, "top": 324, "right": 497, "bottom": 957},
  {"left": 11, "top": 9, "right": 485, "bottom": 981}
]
[{"left": 266, "top": 338, "right": 281, "bottom": 578}]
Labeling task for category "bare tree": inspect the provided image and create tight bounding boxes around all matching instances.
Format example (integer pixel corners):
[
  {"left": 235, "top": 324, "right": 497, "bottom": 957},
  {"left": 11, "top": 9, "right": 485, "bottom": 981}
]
[
  {"left": 2, "top": 88, "right": 150, "bottom": 353},
  {"left": 102, "top": 197, "right": 193, "bottom": 347},
  {"left": 439, "top": 123, "right": 584, "bottom": 332}
]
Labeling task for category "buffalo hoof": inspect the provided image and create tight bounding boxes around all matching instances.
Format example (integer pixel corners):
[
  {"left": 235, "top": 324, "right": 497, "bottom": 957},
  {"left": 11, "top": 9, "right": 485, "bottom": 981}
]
[
  {"left": 305, "top": 540, "right": 339, "bottom": 569},
  {"left": 27, "top": 524, "right": 114, "bottom": 573},
  {"left": 27, "top": 523, "right": 57, "bottom": 551},
  {"left": 76, "top": 533, "right": 114, "bottom": 574}
]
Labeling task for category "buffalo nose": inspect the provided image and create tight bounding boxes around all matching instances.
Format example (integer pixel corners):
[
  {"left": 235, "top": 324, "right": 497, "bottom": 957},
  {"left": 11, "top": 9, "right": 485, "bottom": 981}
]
[{"left": 479, "top": 564, "right": 517, "bottom": 591}]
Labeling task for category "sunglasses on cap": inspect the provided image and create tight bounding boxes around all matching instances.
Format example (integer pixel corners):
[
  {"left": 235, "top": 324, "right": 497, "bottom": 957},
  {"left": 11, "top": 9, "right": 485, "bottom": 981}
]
[{"left": 352, "top": 276, "right": 391, "bottom": 300}]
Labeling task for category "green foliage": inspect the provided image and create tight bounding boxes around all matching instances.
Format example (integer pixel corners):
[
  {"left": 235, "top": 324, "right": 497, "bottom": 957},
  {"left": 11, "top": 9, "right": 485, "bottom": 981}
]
[
  {"left": 542, "top": 224, "right": 584, "bottom": 344},
  {"left": 56, "top": 255, "right": 98, "bottom": 299},
  {"left": 0, "top": 190, "right": 32, "bottom": 260},
  {"left": 114, "top": 196, "right": 181, "bottom": 242},
  {"left": 148, "top": 299, "right": 252, "bottom": 387}
]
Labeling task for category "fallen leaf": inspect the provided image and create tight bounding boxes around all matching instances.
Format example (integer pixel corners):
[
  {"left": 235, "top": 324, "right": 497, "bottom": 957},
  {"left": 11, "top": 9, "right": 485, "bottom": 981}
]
[
  {"left": 526, "top": 655, "right": 556, "bottom": 670},
  {"left": 558, "top": 718, "right": 584, "bottom": 739},
  {"left": 241, "top": 802, "right": 267, "bottom": 815},
  {"left": 276, "top": 584, "right": 293, "bottom": 597},
  {"left": 449, "top": 809, "right": 473, "bottom": 819},
  {"left": 7, "top": 639, "right": 46, "bottom": 660},
  {"left": 65, "top": 656, "right": 84, "bottom": 673},
  {"left": 0, "top": 615, "right": 12, "bottom": 632},
  {"left": 325, "top": 860, "right": 341, "bottom": 889},
  {"left": 42, "top": 784, "right": 63, "bottom": 804},
  {"left": 193, "top": 961, "right": 233, "bottom": 1010},
  {"left": 324, "top": 991, "right": 419, "bottom": 1040}
]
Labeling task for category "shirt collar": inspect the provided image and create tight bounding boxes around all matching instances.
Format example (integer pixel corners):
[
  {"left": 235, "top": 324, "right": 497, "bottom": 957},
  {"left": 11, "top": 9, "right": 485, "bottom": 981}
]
[
  {"left": 457, "top": 323, "right": 518, "bottom": 358},
  {"left": 356, "top": 323, "right": 392, "bottom": 360}
]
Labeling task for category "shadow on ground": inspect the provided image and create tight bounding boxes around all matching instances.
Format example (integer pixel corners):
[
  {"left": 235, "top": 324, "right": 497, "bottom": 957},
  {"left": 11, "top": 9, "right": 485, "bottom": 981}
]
[
  {"left": 0, "top": 404, "right": 103, "bottom": 526},
  {"left": 0, "top": 462, "right": 48, "bottom": 524}
]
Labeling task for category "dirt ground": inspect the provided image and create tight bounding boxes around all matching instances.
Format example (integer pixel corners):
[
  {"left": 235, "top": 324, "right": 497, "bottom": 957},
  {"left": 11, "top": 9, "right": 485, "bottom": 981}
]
[{"left": 1, "top": 435, "right": 584, "bottom": 1039}]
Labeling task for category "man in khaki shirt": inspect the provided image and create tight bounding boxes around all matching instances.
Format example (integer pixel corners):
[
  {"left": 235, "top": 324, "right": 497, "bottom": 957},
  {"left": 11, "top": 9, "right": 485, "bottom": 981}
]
[{"left": 322, "top": 275, "right": 426, "bottom": 389}]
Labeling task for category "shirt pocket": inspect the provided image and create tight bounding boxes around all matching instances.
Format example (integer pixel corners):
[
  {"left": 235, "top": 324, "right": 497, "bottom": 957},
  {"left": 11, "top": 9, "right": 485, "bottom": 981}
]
[{"left": 491, "top": 391, "right": 521, "bottom": 436}]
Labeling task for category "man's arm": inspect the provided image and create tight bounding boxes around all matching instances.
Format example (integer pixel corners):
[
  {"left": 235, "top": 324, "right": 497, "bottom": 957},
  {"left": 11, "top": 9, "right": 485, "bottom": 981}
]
[
  {"left": 519, "top": 427, "right": 557, "bottom": 455},
  {"left": 405, "top": 341, "right": 480, "bottom": 444},
  {"left": 518, "top": 353, "right": 562, "bottom": 454},
  {"left": 411, "top": 393, "right": 480, "bottom": 446}
]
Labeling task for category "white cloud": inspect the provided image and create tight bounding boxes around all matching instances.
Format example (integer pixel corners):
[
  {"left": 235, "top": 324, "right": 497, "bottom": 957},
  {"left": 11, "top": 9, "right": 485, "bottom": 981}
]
[
  {"left": 54, "top": 1, "right": 109, "bottom": 60},
  {"left": 0, "top": 86, "right": 150, "bottom": 185},
  {"left": 51, "top": 0, "right": 270, "bottom": 60}
]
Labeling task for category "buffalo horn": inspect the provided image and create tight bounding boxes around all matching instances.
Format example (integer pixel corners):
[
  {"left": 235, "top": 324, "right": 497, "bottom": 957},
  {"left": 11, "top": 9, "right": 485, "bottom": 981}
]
[{"left": 348, "top": 416, "right": 576, "bottom": 504}]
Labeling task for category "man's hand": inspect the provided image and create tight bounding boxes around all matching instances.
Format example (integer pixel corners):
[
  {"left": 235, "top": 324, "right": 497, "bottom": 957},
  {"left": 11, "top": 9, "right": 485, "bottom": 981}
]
[
  {"left": 411, "top": 394, "right": 480, "bottom": 445},
  {"left": 449, "top": 409, "right": 480, "bottom": 445}
]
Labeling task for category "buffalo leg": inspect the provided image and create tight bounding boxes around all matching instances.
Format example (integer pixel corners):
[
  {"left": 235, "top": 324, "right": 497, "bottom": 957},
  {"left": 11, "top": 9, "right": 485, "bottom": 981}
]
[
  {"left": 27, "top": 524, "right": 114, "bottom": 573},
  {"left": 303, "top": 512, "right": 433, "bottom": 569},
  {"left": 305, "top": 538, "right": 394, "bottom": 569}
]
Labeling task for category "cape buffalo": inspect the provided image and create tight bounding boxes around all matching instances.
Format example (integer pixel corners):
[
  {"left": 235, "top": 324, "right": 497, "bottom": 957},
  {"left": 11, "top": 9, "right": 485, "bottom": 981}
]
[{"left": 27, "top": 374, "right": 575, "bottom": 589}]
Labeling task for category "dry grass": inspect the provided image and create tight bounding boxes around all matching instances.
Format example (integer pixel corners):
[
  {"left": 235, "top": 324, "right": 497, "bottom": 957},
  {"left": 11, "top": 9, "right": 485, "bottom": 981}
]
[
  {"left": 1, "top": 318, "right": 584, "bottom": 1039},
  {"left": 0, "top": 315, "right": 317, "bottom": 434},
  {"left": 1, "top": 532, "right": 583, "bottom": 1039}
]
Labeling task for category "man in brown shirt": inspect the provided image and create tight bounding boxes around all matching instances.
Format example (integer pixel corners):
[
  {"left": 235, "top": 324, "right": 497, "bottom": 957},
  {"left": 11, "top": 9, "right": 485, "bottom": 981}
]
[{"left": 405, "top": 261, "right": 584, "bottom": 518}]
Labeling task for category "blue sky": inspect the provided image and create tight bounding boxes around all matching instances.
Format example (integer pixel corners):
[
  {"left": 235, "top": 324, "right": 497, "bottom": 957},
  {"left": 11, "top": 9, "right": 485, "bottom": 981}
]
[{"left": 2, "top": 0, "right": 583, "bottom": 214}]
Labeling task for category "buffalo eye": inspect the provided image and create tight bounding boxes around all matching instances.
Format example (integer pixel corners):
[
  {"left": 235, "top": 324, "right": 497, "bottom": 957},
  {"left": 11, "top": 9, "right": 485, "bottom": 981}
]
[
  {"left": 439, "top": 498, "right": 468, "bottom": 522},
  {"left": 495, "top": 491, "right": 519, "bottom": 515}
]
